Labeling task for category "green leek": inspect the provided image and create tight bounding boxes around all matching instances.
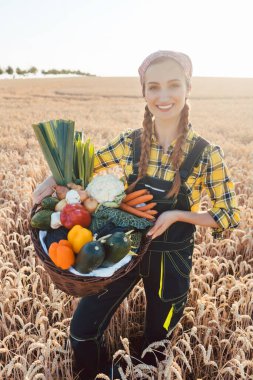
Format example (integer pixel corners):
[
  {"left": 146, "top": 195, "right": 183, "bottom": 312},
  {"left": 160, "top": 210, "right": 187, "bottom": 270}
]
[
  {"left": 32, "top": 119, "right": 95, "bottom": 188},
  {"left": 32, "top": 119, "right": 74, "bottom": 185},
  {"left": 73, "top": 132, "right": 95, "bottom": 188}
]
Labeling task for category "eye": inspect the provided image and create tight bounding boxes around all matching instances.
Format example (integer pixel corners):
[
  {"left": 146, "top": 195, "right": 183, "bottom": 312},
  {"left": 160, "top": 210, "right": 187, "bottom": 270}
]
[{"left": 148, "top": 86, "right": 157, "bottom": 90}]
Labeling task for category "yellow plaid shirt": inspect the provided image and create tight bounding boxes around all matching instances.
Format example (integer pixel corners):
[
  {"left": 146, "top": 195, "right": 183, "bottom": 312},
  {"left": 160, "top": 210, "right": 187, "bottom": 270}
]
[{"left": 94, "top": 123, "right": 240, "bottom": 239}]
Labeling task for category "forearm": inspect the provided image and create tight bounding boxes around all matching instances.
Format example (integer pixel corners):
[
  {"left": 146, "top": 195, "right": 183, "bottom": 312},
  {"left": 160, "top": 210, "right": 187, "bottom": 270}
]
[
  {"left": 176, "top": 210, "right": 220, "bottom": 229},
  {"left": 147, "top": 209, "right": 221, "bottom": 239}
]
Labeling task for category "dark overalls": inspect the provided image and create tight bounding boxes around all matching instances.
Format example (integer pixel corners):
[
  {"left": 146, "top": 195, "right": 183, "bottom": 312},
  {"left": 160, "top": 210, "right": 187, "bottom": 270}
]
[{"left": 69, "top": 129, "right": 209, "bottom": 379}]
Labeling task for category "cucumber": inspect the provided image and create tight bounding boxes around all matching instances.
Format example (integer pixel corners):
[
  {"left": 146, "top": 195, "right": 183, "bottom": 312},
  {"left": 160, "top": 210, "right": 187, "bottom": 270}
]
[
  {"left": 31, "top": 209, "right": 54, "bottom": 229},
  {"left": 41, "top": 196, "right": 59, "bottom": 210}
]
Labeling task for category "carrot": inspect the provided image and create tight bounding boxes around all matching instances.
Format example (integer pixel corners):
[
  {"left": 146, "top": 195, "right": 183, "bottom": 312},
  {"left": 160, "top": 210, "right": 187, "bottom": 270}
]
[
  {"left": 126, "top": 194, "right": 153, "bottom": 206},
  {"left": 123, "top": 189, "right": 149, "bottom": 203},
  {"left": 146, "top": 209, "right": 158, "bottom": 215},
  {"left": 119, "top": 202, "right": 155, "bottom": 220},
  {"left": 136, "top": 202, "right": 157, "bottom": 211}
]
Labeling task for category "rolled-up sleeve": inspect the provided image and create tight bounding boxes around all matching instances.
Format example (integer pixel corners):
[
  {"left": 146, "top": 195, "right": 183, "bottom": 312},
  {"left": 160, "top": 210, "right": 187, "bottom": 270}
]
[
  {"left": 94, "top": 129, "right": 133, "bottom": 172},
  {"left": 202, "top": 145, "right": 240, "bottom": 239}
]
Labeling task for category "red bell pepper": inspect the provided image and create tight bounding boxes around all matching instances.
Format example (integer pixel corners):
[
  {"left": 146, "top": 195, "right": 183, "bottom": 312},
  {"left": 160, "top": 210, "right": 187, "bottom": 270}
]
[{"left": 60, "top": 204, "right": 91, "bottom": 229}]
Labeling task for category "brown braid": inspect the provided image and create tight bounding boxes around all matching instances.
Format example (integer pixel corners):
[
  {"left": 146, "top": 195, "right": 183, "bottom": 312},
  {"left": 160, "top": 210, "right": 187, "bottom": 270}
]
[
  {"left": 127, "top": 57, "right": 191, "bottom": 198},
  {"left": 165, "top": 101, "right": 190, "bottom": 198},
  {"left": 126, "top": 104, "right": 153, "bottom": 193}
]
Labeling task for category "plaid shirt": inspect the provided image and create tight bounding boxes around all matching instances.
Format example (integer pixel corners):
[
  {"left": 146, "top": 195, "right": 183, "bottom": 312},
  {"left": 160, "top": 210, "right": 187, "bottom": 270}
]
[{"left": 94, "top": 123, "right": 240, "bottom": 239}]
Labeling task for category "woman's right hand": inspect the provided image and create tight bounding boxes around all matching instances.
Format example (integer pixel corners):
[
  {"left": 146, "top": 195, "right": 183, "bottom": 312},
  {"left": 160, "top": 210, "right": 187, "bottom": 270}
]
[{"left": 32, "top": 175, "right": 57, "bottom": 205}]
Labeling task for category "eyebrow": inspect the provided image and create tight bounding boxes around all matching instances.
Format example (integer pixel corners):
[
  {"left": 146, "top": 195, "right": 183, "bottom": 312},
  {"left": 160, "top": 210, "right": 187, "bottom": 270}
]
[{"left": 147, "top": 79, "right": 181, "bottom": 84}]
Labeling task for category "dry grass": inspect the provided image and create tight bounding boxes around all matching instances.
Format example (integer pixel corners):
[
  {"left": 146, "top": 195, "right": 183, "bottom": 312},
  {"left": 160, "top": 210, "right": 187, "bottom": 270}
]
[{"left": 0, "top": 76, "right": 252, "bottom": 379}]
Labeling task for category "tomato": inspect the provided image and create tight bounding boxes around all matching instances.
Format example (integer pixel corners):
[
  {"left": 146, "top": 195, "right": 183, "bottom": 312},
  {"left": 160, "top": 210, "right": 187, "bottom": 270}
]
[{"left": 60, "top": 204, "right": 91, "bottom": 229}]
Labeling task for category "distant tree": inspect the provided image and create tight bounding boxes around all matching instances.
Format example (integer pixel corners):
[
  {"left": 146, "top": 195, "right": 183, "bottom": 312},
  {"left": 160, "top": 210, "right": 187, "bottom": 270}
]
[
  {"left": 40, "top": 68, "right": 96, "bottom": 76},
  {"left": 43, "top": 69, "right": 58, "bottom": 75},
  {"left": 6, "top": 66, "right": 14, "bottom": 75},
  {"left": 28, "top": 66, "right": 38, "bottom": 74},
  {"left": 0, "top": 67, "right": 3, "bottom": 75},
  {"left": 16, "top": 67, "right": 27, "bottom": 75}
]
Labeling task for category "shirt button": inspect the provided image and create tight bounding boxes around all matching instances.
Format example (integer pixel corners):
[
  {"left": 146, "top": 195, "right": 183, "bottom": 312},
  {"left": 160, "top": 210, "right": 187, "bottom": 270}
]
[
  {"left": 190, "top": 239, "right": 194, "bottom": 243},
  {"left": 188, "top": 256, "right": 192, "bottom": 259}
]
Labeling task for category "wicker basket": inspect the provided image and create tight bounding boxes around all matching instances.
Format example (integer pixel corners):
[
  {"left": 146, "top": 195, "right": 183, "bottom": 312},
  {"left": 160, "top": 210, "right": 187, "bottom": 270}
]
[{"left": 29, "top": 204, "right": 152, "bottom": 297}]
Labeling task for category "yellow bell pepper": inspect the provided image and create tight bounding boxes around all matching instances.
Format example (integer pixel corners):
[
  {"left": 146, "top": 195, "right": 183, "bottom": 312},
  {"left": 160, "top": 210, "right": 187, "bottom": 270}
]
[{"left": 67, "top": 225, "right": 93, "bottom": 253}]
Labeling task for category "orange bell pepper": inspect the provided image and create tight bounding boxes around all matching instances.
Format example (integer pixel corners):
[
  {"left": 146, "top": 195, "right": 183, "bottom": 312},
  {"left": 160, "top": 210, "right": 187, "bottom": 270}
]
[{"left": 49, "top": 239, "right": 75, "bottom": 270}]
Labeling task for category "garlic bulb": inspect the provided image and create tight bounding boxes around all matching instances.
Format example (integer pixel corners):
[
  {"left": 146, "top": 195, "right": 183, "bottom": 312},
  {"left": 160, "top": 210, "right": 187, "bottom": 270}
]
[
  {"left": 66, "top": 190, "right": 81, "bottom": 204},
  {"left": 50, "top": 212, "right": 62, "bottom": 229}
]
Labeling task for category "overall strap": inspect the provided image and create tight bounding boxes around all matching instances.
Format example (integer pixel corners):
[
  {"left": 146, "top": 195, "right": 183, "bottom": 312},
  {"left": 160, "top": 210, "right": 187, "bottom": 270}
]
[
  {"left": 129, "top": 128, "right": 210, "bottom": 182},
  {"left": 179, "top": 137, "right": 210, "bottom": 182}
]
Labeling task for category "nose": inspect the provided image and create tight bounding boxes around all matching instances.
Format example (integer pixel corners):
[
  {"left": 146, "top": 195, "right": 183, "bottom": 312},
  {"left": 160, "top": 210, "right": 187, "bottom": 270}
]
[{"left": 158, "top": 89, "right": 172, "bottom": 102}]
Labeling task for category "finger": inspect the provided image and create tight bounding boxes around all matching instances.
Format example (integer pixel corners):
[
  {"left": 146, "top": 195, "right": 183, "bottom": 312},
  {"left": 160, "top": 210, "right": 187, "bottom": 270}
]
[
  {"left": 147, "top": 222, "right": 163, "bottom": 235},
  {"left": 33, "top": 176, "right": 56, "bottom": 195},
  {"left": 40, "top": 188, "right": 54, "bottom": 200},
  {"left": 33, "top": 188, "right": 53, "bottom": 205},
  {"left": 32, "top": 190, "right": 45, "bottom": 204},
  {"left": 151, "top": 227, "right": 165, "bottom": 240}
]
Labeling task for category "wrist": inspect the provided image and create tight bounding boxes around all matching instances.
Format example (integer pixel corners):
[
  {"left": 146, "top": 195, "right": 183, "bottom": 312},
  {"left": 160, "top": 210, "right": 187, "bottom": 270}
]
[{"left": 173, "top": 209, "right": 184, "bottom": 222}]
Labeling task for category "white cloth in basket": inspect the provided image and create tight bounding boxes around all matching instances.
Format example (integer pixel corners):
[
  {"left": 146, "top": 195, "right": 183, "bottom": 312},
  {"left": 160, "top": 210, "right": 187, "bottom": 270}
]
[{"left": 39, "top": 230, "right": 132, "bottom": 277}]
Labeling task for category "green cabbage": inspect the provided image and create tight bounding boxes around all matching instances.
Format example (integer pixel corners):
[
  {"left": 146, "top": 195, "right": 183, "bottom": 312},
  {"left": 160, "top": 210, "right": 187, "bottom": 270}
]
[{"left": 90, "top": 205, "right": 154, "bottom": 232}]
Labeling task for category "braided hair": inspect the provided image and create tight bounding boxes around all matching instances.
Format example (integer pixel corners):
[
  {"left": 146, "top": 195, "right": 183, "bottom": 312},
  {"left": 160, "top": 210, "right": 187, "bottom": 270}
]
[{"left": 127, "top": 58, "right": 190, "bottom": 198}]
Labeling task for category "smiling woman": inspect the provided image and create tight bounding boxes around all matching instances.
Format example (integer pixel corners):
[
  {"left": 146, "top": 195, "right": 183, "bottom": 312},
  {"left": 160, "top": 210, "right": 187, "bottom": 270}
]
[
  {"left": 69, "top": 51, "right": 241, "bottom": 378},
  {"left": 33, "top": 50, "right": 241, "bottom": 379}
]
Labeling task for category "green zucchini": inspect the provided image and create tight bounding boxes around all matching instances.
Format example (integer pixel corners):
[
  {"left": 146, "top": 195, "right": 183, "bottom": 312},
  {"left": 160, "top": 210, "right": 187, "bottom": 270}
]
[
  {"left": 41, "top": 196, "right": 59, "bottom": 210},
  {"left": 31, "top": 209, "right": 54, "bottom": 229},
  {"left": 74, "top": 241, "right": 105, "bottom": 273},
  {"left": 100, "top": 231, "right": 131, "bottom": 267}
]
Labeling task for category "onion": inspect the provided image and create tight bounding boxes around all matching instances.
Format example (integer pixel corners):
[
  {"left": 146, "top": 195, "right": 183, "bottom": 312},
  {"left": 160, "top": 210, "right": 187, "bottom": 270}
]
[
  {"left": 53, "top": 185, "right": 68, "bottom": 200},
  {"left": 55, "top": 199, "right": 67, "bottom": 211},
  {"left": 83, "top": 197, "right": 99, "bottom": 213},
  {"left": 77, "top": 190, "right": 89, "bottom": 202},
  {"left": 67, "top": 182, "right": 83, "bottom": 190}
]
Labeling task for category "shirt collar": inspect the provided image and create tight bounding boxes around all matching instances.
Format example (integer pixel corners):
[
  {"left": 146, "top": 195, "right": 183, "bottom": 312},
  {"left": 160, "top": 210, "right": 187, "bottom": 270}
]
[{"left": 151, "top": 121, "right": 194, "bottom": 154}]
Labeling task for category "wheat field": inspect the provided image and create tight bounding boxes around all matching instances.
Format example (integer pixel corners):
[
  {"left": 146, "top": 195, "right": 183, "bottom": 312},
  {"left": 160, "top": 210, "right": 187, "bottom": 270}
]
[{"left": 0, "top": 76, "right": 252, "bottom": 380}]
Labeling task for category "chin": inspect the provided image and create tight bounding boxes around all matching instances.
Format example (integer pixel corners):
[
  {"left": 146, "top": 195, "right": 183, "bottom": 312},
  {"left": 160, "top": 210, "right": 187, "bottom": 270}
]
[{"left": 155, "top": 112, "right": 177, "bottom": 120}]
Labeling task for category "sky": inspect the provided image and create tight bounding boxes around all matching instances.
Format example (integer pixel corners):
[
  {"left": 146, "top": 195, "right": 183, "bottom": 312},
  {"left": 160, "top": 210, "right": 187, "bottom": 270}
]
[{"left": 0, "top": 0, "right": 253, "bottom": 78}]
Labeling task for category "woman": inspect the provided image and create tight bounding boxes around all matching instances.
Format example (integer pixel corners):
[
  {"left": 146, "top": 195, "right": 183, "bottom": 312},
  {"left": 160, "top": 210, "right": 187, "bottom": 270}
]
[{"left": 33, "top": 50, "right": 240, "bottom": 379}]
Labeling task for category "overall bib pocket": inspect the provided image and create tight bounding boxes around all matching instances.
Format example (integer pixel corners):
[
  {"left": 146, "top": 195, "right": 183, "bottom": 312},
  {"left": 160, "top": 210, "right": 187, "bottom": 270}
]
[{"left": 158, "top": 243, "right": 194, "bottom": 302}]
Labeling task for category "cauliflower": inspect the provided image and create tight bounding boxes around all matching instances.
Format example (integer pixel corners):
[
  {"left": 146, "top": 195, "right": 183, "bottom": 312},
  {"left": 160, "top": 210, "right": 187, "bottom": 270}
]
[{"left": 85, "top": 174, "right": 125, "bottom": 206}]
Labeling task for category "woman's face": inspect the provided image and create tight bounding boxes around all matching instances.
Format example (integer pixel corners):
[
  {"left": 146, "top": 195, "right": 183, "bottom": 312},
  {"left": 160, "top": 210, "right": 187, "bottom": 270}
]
[{"left": 144, "top": 58, "right": 190, "bottom": 122}]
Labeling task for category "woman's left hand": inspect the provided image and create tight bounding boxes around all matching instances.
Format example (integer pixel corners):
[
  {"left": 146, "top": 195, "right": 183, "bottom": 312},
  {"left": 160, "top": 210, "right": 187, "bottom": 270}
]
[{"left": 146, "top": 210, "right": 180, "bottom": 239}]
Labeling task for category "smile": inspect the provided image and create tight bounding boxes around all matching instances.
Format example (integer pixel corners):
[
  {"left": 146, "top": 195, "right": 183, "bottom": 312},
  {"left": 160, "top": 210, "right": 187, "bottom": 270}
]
[{"left": 156, "top": 104, "right": 173, "bottom": 111}]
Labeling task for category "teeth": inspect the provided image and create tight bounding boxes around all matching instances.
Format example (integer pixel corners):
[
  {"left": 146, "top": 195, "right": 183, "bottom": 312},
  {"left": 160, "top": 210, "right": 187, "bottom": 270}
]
[{"left": 157, "top": 104, "right": 173, "bottom": 110}]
